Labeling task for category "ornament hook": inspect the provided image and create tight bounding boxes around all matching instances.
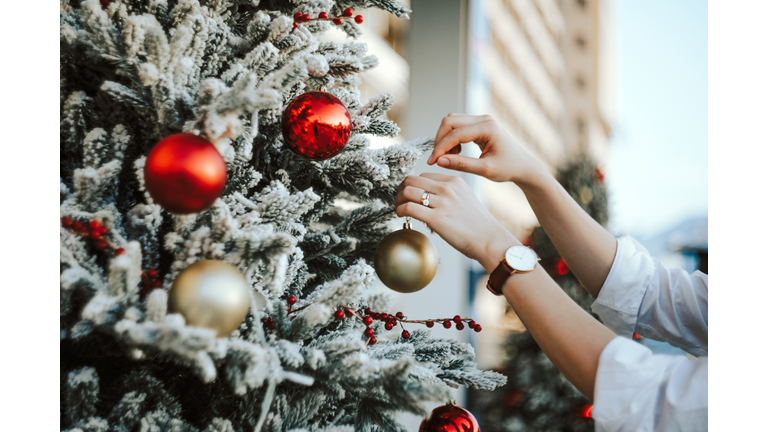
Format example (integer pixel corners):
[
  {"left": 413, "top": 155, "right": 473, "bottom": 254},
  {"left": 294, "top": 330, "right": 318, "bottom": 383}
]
[{"left": 404, "top": 217, "right": 412, "bottom": 229}]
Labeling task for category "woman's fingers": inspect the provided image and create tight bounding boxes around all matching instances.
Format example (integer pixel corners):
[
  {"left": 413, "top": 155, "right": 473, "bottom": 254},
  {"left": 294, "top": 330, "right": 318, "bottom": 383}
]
[
  {"left": 429, "top": 121, "right": 494, "bottom": 165},
  {"left": 395, "top": 201, "right": 433, "bottom": 224},
  {"left": 435, "top": 154, "right": 488, "bottom": 176},
  {"left": 429, "top": 115, "right": 490, "bottom": 164},
  {"left": 395, "top": 185, "right": 442, "bottom": 208}
]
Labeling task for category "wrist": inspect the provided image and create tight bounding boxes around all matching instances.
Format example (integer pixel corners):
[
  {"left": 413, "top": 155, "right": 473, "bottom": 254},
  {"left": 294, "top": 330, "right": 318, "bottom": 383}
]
[
  {"left": 480, "top": 232, "right": 521, "bottom": 273},
  {"left": 512, "top": 159, "right": 548, "bottom": 190}
]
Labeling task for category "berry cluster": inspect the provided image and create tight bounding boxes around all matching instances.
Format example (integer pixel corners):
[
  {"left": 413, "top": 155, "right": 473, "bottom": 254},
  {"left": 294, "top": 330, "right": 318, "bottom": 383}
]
[
  {"left": 332, "top": 306, "right": 482, "bottom": 346},
  {"left": 292, "top": 7, "right": 363, "bottom": 29},
  {"left": 261, "top": 316, "right": 276, "bottom": 331},
  {"left": 61, "top": 217, "right": 124, "bottom": 255},
  {"left": 138, "top": 268, "right": 163, "bottom": 299}
]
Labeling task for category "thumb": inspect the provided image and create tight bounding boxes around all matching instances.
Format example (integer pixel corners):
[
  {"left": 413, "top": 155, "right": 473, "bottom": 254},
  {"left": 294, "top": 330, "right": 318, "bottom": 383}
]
[{"left": 436, "top": 155, "right": 487, "bottom": 175}]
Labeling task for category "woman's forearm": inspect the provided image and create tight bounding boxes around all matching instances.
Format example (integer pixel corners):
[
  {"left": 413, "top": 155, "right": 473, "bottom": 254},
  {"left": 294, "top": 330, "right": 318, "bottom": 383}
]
[
  {"left": 481, "top": 233, "right": 616, "bottom": 401},
  {"left": 517, "top": 166, "right": 618, "bottom": 298}
]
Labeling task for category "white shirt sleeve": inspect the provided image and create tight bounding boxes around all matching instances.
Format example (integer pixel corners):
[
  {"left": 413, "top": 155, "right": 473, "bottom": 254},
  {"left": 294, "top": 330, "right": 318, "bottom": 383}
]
[
  {"left": 591, "top": 236, "right": 708, "bottom": 357},
  {"left": 592, "top": 337, "right": 708, "bottom": 432},
  {"left": 590, "top": 236, "right": 708, "bottom": 431}
]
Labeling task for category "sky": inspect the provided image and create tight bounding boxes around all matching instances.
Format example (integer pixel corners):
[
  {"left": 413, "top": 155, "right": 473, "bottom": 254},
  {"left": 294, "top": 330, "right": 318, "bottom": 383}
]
[{"left": 606, "top": 0, "right": 708, "bottom": 239}]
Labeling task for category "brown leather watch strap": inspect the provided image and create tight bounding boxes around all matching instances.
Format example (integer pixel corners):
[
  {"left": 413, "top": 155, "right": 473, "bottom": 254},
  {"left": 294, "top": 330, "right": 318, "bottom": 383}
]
[{"left": 486, "top": 259, "right": 515, "bottom": 296}]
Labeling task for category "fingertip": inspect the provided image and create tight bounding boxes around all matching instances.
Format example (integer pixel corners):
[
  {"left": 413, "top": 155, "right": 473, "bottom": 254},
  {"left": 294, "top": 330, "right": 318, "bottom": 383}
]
[{"left": 437, "top": 157, "right": 449, "bottom": 168}]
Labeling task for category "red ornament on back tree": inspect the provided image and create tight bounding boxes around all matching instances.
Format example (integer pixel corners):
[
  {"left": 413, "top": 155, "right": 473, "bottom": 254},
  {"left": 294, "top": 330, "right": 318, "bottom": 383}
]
[
  {"left": 281, "top": 91, "right": 351, "bottom": 161},
  {"left": 143, "top": 133, "right": 227, "bottom": 214},
  {"left": 419, "top": 403, "right": 480, "bottom": 432}
]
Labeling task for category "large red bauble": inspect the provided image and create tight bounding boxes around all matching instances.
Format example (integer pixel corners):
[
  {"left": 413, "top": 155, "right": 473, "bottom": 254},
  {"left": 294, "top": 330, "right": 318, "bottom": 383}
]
[
  {"left": 143, "top": 133, "right": 227, "bottom": 214},
  {"left": 419, "top": 404, "right": 480, "bottom": 432},
  {"left": 281, "top": 91, "right": 352, "bottom": 161}
]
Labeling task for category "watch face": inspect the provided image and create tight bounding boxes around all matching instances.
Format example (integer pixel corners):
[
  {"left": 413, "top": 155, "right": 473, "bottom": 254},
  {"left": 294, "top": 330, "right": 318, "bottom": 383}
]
[{"left": 505, "top": 245, "right": 538, "bottom": 272}]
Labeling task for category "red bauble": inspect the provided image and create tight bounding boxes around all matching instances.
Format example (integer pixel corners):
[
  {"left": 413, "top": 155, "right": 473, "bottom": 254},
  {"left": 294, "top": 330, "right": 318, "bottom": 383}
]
[
  {"left": 281, "top": 91, "right": 351, "bottom": 161},
  {"left": 419, "top": 403, "right": 480, "bottom": 432},
  {"left": 144, "top": 133, "right": 227, "bottom": 214},
  {"left": 556, "top": 258, "right": 570, "bottom": 275}
]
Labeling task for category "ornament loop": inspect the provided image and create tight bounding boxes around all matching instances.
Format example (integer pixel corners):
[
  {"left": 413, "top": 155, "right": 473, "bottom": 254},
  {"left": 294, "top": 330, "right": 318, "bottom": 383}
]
[{"left": 404, "top": 217, "right": 412, "bottom": 229}]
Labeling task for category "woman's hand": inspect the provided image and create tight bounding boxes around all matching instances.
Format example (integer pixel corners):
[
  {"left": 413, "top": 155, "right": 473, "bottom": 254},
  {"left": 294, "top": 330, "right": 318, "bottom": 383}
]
[
  {"left": 394, "top": 173, "right": 519, "bottom": 273},
  {"left": 427, "top": 114, "right": 544, "bottom": 185}
]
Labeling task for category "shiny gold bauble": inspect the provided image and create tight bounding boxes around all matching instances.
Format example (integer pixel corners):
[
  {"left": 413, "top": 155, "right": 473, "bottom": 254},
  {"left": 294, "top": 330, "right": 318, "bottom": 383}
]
[
  {"left": 168, "top": 260, "right": 253, "bottom": 337},
  {"left": 374, "top": 222, "right": 438, "bottom": 293}
]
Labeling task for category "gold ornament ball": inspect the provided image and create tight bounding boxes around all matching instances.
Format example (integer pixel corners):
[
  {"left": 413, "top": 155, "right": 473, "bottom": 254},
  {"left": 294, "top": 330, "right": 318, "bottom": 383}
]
[
  {"left": 168, "top": 260, "right": 254, "bottom": 337},
  {"left": 374, "top": 223, "right": 438, "bottom": 293}
]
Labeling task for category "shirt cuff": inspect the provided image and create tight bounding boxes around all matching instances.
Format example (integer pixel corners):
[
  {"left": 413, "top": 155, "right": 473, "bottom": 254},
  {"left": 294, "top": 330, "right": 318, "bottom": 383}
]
[{"left": 591, "top": 236, "right": 655, "bottom": 338}]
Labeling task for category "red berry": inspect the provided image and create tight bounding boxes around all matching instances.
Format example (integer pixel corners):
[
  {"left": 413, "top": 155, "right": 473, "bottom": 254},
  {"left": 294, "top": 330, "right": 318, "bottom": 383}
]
[
  {"left": 468, "top": 320, "right": 477, "bottom": 329},
  {"left": 302, "top": 13, "right": 310, "bottom": 22},
  {"left": 333, "top": 18, "right": 342, "bottom": 25},
  {"left": 147, "top": 269, "right": 158, "bottom": 279},
  {"left": 261, "top": 317, "right": 269, "bottom": 323},
  {"left": 73, "top": 221, "right": 84, "bottom": 231},
  {"left": 443, "top": 320, "right": 452, "bottom": 329},
  {"left": 115, "top": 248, "right": 125, "bottom": 256},
  {"left": 287, "top": 296, "right": 297, "bottom": 306},
  {"left": 292, "top": 22, "right": 298, "bottom": 29},
  {"left": 345, "top": 309, "right": 354, "bottom": 317},
  {"left": 369, "top": 336, "right": 377, "bottom": 345},
  {"left": 95, "top": 240, "right": 108, "bottom": 250},
  {"left": 268, "top": 321, "right": 276, "bottom": 330},
  {"left": 354, "top": 15, "right": 363, "bottom": 24},
  {"left": 453, "top": 315, "right": 462, "bottom": 323},
  {"left": 61, "top": 217, "right": 73, "bottom": 228},
  {"left": 343, "top": 7, "right": 353, "bottom": 17},
  {"left": 426, "top": 321, "right": 435, "bottom": 328},
  {"left": 474, "top": 324, "right": 483, "bottom": 333},
  {"left": 364, "top": 327, "right": 375, "bottom": 338},
  {"left": 365, "top": 308, "right": 372, "bottom": 315},
  {"left": 456, "top": 322, "right": 465, "bottom": 330},
  {"left": 294, "top": 12, "right": 303, "bottom": 21},
  {"left": 152, "top": 280, "right": 163, "bottom": 288},
  {"left": 396, "top": 311, "right": 404, "bottom": 319},
  {"left": 380, "top": 313, "right": 389, "bottom": 321},
  {"left": 384, "top": 322, "right": 394, "bottom": 330},
  {"left": 363, "top": 316, "right": 373, "bottom": 326},
  {"left": 319, "top": 12, "right": 328, "bottom": 19},
  {"left": 334, "top": 309, "right": 345, "bottom": 319},
  {"left": 90, "top": 220, "right": 102, "bottom": 230},
  {"left": 401, "top": 330, "right": 411, "bottom": 339}
]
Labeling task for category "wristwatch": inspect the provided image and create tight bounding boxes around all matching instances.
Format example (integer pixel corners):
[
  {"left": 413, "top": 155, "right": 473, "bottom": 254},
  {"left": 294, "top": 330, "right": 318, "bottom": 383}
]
[{"left": 486, "top": 245, "right": 540, "bottom": 296}]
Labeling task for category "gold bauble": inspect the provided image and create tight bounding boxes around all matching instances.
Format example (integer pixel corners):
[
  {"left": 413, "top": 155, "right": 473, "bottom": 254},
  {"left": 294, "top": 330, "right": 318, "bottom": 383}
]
[
  {"left": 168, "top": 260, "right": 254, "bottom": 337},
  {"left": 374, "top": 221, "right": 438, "bottom": 293}
]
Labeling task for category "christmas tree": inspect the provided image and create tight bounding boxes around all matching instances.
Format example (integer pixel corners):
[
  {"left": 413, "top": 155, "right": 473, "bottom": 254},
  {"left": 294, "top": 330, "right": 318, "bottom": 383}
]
[
  {"left": 469, "top": 155, "right": 608, "bottom": 432},
  {"left": 60, "top": 1, "right": 505, "bottom": 431}
]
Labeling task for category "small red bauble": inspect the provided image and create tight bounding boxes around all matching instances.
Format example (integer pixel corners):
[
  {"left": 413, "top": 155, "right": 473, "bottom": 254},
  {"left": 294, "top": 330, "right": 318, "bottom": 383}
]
[
  {"left": 354, "top": 15, "right": 364, "bottom": 24},
  {"left": 384, "top": 322, "right": 394, "bottom": 330},
  {"left": 319, "top": 12, "right": 328, "bottom": 19},
  {"left": 576, "top": 404, "right": 593, "bottom": 418},
  {"left": 556, "top": 258, "right": 570, "bottom": 275},
  {"left": 334, "top": 309, "right": 345, "bottom": 319},
  {"left": 302, "top": 13, "right": 310, "bottom": 22},
  {"left": 293, "top": 12, "right": 303, "bottom": 21},
  {"left": 115, "top": 248, "right": 125, "bottom": 256},
  {"left": 281, "top": 91, "right": 351, "bottom": 161},
  {"left": 468, "top": 320, "right": 476, "bottom": 329},
  {"left": 369, "top": 336, "right": 377, "bottom": 345},
  {"left": 95, "top": 240, "right": 108, "bottom": 250},
  {"left": 292, "top": 22, "right": 298, "bottom": 29},
  {"left": 61, "top": 217, "right": 73, "bottom": 228},
  {"left": 401, "top": 330, "right": 411, "bottom": 339},
  {"left": 364, "top": 327, "right": 375, "bottom": 338},
  {"left": 443, "top": 320, "right": 452, "bottom": 329},
  {"left": 345, "top": 309, "right": 354, "bottom": 317},
  {"left": 332, "top": 18, "right": 342, "bottom": 25},
  {"left": 363, "top": 316, "right": 373, "bottom": 326},
  {"left": 419, "top": 403, "right": 479, "bottom": 432},
  {"left": 396, "top": 311, "right": 404, "bottom": 319},
  {"left": 456, "top": 322, "right": 465, "bottom": 330},
  {"left": 287, "top": 296, "right": 297, "bottom": 306},
  {"left": 474, "top": 325, "right": 482, "bottom": 333},
  {"left": 144, "top": 133, "right": 227, "bottom": 214},
  {"left": 426, "top": 321, "right": 435, "bottom": 328},
  {"left": 380, "top": 313, "right": 390, "bottom": 321},
  {"left": 453, "top": 315, "right": 462, "bottom": 323},
  {"left": 343, "top": 7, "right": 354, "bottom": 17}
]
